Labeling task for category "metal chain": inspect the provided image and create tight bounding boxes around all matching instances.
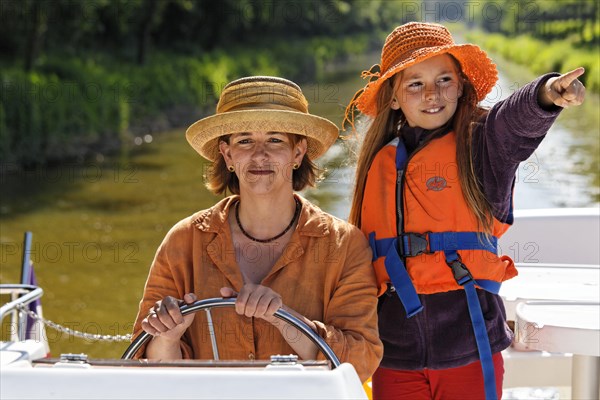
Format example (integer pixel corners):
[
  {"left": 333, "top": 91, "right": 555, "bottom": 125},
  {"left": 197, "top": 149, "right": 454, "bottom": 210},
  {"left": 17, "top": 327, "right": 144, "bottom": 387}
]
[{"left": 15, "top": 303, "right": 132, "bottom": 342}]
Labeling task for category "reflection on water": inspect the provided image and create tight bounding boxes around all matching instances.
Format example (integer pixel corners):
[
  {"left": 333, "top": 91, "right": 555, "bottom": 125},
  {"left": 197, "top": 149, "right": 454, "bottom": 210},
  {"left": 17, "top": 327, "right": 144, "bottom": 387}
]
[{"left": 0, "top": 50, "right": 597, "bottom": 359}]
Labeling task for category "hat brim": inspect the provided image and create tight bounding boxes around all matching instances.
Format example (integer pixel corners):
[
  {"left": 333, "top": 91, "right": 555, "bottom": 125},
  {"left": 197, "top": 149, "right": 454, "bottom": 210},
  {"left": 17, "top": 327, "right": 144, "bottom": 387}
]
[
  {"left": 186, "top": 109, "right": 339, "bottom": 161},
  {"left": 357, "top": 43, "right": 498, "bottom": 116}
]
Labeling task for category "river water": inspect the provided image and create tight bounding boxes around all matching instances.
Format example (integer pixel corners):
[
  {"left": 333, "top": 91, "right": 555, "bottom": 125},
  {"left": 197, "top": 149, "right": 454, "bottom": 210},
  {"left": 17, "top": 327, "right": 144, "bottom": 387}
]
[{"left": 1, "top": 51, "right": 598, "bottom": 358}]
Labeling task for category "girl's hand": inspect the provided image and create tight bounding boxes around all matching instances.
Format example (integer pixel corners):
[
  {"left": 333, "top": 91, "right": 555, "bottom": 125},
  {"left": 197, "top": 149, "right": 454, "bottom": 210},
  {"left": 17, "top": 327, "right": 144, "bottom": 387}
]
[
  {"left": 141, "top": 293, "right": 197, "bottom": 341},
  {"left": 220, "top": 284, "right": 282, "bottom": 322},
  {"left": 539, "top": 67, "right": 586, "bottom": 108}
]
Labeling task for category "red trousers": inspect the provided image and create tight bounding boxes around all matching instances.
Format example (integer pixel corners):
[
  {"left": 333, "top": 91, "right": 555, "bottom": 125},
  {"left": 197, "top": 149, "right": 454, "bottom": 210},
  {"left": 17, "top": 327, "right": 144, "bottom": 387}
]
[{"left": 372, "top": 352, "right": 504, "bottom": 400}]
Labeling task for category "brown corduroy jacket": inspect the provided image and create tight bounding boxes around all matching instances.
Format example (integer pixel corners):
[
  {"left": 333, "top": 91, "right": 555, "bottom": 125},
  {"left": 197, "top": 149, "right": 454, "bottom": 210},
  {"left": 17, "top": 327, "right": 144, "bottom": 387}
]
[{"left": 132, "top": 195, "right": 383, "bottom": 382}]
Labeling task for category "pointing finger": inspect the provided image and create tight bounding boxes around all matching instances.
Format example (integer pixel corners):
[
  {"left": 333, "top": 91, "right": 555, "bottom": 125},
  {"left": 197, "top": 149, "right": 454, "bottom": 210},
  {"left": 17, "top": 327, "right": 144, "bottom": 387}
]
[{"left": 557, "top": 67, "right": 585, "bottom": 90}]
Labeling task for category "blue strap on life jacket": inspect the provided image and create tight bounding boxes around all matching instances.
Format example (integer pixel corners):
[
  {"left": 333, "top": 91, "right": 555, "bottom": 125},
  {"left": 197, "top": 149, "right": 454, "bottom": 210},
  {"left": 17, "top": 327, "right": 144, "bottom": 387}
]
[
  {"left": 371, "top": 232, "right": 498, "bottom": 261},
  {"left": 369, "top": 230, "right": 499, "bottom": 321},
  {"left": 426, "top": 232, "right": 498, "bottom": 254},
  {"left": 383, "top": 137, "right": 425, "bottom": 317},
  {"left": 395, "top": 136, "right": 408, "bottom": 169},
  {"left": 475, "top": 279, "right": 501, "bottom": 294},
  {"left": 445, "top": 250, "right": 498, "bottom": 400},
  {"left": 383, "top": 238, "right": 424, "bottom": 317}
]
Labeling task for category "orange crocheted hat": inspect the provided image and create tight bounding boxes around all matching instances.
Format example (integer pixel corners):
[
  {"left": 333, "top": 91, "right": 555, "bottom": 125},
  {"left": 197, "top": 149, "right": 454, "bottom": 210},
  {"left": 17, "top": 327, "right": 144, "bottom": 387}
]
[{"left": 351, "top": 22, "right": 498, "bottom": 119}]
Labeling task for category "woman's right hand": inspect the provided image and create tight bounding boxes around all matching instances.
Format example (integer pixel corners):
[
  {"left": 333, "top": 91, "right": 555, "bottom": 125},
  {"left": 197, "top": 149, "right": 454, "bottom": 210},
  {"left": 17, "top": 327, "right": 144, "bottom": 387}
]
[{"left": 141, "top": 293, "right": 197, "bottom": 341}]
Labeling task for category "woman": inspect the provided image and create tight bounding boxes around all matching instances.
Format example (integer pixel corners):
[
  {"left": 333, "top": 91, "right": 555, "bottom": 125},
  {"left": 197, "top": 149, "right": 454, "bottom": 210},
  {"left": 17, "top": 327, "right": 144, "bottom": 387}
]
[{"left": 131, "top": 76, "right": 383, "bottom": 382}]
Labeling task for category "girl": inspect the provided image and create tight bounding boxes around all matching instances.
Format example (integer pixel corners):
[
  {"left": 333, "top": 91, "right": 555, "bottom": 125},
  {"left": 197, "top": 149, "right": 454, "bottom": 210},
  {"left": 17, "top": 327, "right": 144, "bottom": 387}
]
[{"left": 345, "top": 22, "right": 585, "bottom": 399}]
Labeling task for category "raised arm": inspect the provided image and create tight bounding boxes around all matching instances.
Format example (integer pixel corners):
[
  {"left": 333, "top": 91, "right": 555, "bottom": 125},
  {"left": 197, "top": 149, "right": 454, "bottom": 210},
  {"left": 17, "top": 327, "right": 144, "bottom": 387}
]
[{"left": 473, "top": 69, "right": 585, "bottom": 222}]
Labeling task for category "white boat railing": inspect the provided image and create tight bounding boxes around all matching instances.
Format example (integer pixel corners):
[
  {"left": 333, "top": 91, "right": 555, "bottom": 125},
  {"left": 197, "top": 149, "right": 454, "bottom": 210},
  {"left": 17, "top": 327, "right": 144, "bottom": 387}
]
[{"left": 0, "top": 284, "right": 44, "bottom": 342}]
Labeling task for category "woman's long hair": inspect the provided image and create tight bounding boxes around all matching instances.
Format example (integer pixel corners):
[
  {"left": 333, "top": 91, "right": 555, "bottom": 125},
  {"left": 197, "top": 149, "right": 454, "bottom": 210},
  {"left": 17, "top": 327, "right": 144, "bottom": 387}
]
[{"left": 348, "top": 58, "right": 494, "bottom": 234}]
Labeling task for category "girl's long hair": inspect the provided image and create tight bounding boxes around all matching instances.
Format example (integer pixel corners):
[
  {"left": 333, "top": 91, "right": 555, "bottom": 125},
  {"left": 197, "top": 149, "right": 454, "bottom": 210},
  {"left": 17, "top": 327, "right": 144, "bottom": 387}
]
[
  {"left": 349, "top": 58, "right": 494, "bottom": 234},
  {"left": 348, "top": 82, "right": 395, "bottom": 227}
]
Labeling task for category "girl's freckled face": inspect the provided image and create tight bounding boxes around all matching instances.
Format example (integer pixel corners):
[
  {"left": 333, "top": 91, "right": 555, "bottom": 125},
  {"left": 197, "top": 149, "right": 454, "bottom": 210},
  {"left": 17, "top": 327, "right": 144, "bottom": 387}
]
[{"left": 392, "top": 54, "right": 463, "bottom": 130}]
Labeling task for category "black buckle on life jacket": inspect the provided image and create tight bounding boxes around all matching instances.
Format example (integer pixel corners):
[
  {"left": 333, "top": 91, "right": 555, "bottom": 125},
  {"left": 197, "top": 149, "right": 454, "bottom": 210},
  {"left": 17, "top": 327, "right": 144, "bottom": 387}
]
[
  {"left": 446, "top": 255, "right": 473, "bottom": 285},
  {"left": 399, "top": 232, "right": 431, "bottom": 257}
]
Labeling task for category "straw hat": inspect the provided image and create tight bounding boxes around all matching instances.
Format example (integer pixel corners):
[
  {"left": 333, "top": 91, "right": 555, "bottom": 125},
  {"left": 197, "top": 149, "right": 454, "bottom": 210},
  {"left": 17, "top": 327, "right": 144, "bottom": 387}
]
[
  {"left": 186, "top": 76, "right": 339, "bottom": 161},
  {"left": 354, "top": 22, "right": 498, "bottom": 117}
]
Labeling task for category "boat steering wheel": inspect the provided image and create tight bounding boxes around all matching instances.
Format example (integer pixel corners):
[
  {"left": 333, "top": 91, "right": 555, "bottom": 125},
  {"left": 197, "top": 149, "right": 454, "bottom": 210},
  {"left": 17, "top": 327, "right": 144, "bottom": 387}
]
[{"left": 121, "top": 298, "right": 341, "bottom": 368}]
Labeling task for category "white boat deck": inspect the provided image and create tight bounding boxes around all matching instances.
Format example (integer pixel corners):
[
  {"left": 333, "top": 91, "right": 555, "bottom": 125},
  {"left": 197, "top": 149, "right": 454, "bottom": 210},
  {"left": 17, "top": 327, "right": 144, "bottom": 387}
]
[
  {"left": 1, "top": 356, "right": 366, "bottom": 400},
  {"left": 499, "top": 208, "right": 600, "bottom": 400}
]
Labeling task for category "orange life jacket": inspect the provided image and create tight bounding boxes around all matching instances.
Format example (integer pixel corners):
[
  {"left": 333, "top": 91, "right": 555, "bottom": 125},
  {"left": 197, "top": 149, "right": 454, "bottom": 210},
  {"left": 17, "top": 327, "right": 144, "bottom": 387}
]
[
  {"left": 361, "top": 132, "right": 517, "bottom": 298},
  {"left": 361, "top": 131, "right": 515, "bottom": 400}
]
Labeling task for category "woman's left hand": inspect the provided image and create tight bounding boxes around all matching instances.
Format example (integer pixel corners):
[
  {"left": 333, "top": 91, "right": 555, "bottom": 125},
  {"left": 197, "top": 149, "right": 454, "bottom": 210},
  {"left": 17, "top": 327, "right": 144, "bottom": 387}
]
[
  {"left": 220, "top": 284, "right": 283, "bottom": 322},
  {"left": 540, "top": 67, "right": 586, "bottom": 108}
]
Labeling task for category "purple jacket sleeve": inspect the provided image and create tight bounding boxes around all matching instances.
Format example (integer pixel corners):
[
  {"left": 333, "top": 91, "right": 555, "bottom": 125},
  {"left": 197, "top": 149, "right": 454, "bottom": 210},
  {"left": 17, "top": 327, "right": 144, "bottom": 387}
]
[{"left": 473, "top": 73, "right": 563, "bottom": 223}]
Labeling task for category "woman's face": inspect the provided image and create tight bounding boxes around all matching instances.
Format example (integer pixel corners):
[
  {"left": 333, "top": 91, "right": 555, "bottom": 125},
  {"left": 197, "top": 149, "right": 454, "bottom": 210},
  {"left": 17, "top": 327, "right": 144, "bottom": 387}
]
[
  {"left": 219, "top": 131, "right": 306, "bottom": 196},
  {"left": 391, "top": 54, "right": 463, "bottom": 130}
]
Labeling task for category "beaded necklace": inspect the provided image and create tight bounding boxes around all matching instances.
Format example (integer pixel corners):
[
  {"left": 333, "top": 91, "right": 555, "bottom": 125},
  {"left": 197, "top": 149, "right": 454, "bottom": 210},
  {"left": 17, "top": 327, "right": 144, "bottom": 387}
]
[{"left": 235, "top": 198, "right": 300, "bottom": 243}]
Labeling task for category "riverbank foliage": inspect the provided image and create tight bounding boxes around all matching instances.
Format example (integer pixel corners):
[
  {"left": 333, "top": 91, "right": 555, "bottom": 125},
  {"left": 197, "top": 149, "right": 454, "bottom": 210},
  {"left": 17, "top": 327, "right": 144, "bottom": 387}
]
[
  {"left": 467, "top": 0, "right": 599, "bottom": 91},
  {"left": 1, "top": 35, "right": 373, "bottom": 167},
  {"left": 1, "top": 0, "right": 404, "bottom": 167},
  {"left": 466, "top": 32, "right": 600, "bottom": 93}
]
